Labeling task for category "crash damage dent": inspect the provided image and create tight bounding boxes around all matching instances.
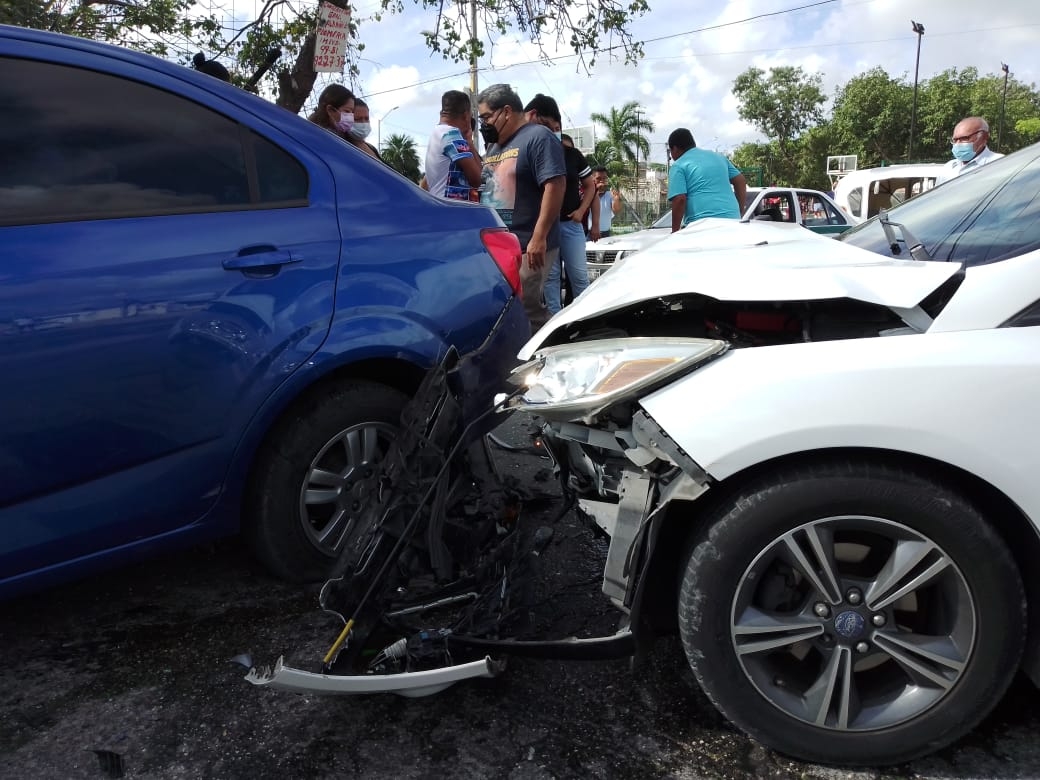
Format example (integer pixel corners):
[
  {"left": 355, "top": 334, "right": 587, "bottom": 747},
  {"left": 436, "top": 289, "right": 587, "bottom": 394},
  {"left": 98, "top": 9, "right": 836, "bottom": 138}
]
[
  {"left": 544, "top": 409, "right": 713, "bottom": 607},
  {"left": 245, "top": 342, "right": 646, "bottom": 697},
  {"left": 522, "top": 218, "right": 964, "bottom": 358}
]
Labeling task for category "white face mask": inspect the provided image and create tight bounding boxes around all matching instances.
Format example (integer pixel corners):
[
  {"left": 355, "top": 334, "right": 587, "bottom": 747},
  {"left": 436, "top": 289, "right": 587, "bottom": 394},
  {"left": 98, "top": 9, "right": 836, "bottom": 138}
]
[
  {"left": 349, "top": 122, "right": 372, "bottom": 140},
  {"left": 334, "top": 111, "right": 354, "bottom": 133}
]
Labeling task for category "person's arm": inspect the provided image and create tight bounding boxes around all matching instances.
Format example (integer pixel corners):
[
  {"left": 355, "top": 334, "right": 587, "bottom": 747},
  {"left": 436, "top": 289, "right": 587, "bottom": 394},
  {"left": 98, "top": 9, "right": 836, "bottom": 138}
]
[
  {"left": 576, "top": 171, "right": 600, "bottom": 240},
  {"left": 667, "top": 165, "right": 686, "bottom": 232},
  {"left": 456, "top": 125, "right": 484, "bottom": 187},
  {"left": 526, "top": 175, "right": 566, "bottom": 270},
  {"left": 671, "top": 194, "right": 686, "bottom": 232},
  {"left": 419, "top": 176, "right": 429, "bottom": 191},
  {"left": 731, "top": 172, "right": 748, "bottom": 215},
  {"left": 611, "top": 189, "right": 622, "bottom": 215}
]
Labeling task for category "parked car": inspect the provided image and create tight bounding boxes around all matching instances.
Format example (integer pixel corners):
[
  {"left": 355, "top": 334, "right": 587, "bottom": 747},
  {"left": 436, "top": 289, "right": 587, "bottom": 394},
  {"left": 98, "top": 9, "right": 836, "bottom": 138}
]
[
  {"left": 503, "top": 143, "right": 1040, "bottom": 764},
  {"left": 585, "top": 187, "right": 850, "bottom": 280},
  {"left": 0, "top": 25, "right": 529, "bottom": 599},
  {"left": 832, "top": 163, "right": 945, "bottom": 224}
]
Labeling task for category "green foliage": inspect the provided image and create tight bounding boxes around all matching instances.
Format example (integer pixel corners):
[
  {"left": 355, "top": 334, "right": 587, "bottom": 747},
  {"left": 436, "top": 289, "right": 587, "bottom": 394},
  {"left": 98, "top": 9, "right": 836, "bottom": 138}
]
[
  {"left": 829, "top": 67, "right": 912, "bottom": 167},
  {"left": 2, "top": 0, "right": 223, "bottom": 59},
  {"left": 732, "top": 66, "right": 826, "bottom": 159},
  {"left": 380, "top": 132, "right": 422, "bottom": 182},
  {"left": 10, "top": 0, "right": 645, "bottom": 113},
  {"left": 734, "top": 64, "right": 1040, "bottom": 186},
  {"left": 589, "top": 102, "right": 654, "bottom": 186},
  {"left": 414, "top": 0, "right": 646, "bottom": 71},
  {"left": 1017, "top": 118, "right": 1040, "bottom": 143}
]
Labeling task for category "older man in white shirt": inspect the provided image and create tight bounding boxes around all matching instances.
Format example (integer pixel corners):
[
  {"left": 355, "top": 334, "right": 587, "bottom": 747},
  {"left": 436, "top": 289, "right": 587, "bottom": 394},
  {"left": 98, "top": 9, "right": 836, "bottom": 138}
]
[{"left": 936, "top": 116, "right": 1004, "bottom": 184}]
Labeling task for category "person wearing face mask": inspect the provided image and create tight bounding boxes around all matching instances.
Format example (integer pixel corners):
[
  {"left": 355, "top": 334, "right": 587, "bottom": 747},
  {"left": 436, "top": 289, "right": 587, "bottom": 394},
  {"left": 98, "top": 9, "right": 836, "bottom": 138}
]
[
  {"left": 521, "top": 93, "right": 599, "bottom": 316},
  {"left": 307, "top": 84, "right": 379, "bottom": 161},
  {"left": 936, "top": 117, "right": 1003, "bottom": 184},
  {"left": 348, "top": 99, "right": 382, "bottom": 160},
  {"left": 477, "top": 84, "right": 566, "bottom": 332}
]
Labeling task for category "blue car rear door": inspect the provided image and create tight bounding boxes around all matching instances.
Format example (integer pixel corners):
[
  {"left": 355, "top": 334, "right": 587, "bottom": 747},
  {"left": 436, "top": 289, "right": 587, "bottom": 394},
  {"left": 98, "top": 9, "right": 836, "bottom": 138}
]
[{"left": 0, "top": 44, "right": 341, "bottom": 577}]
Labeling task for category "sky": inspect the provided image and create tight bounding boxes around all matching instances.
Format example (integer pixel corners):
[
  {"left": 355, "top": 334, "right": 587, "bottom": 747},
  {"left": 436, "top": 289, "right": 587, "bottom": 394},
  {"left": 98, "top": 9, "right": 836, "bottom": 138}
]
[{"left": 288, "top": 0, "right": 1039, "bottom": 167}]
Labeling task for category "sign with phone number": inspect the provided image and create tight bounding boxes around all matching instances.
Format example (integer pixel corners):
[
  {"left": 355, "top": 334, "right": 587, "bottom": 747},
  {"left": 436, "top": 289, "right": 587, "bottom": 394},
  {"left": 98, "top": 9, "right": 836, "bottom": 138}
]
[{"left": 314, "top": 2, "right": 350, "bottom": 73}]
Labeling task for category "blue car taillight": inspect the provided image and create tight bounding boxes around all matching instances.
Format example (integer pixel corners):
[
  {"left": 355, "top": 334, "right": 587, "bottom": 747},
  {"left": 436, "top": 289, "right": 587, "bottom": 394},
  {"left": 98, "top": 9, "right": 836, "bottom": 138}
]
[{"left": 480, "top": 228, "right": 522, "bottom": 295}]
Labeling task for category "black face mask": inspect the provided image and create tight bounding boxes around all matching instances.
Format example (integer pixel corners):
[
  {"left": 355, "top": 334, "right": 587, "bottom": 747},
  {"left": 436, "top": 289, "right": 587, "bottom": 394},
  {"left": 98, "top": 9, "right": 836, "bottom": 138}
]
[{"left": 479, "top": 122, "right": 499, "bottom": 146}]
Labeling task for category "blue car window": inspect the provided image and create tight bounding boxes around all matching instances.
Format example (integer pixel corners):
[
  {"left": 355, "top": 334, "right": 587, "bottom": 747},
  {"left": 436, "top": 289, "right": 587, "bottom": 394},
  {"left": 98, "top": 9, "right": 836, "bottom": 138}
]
[
  {"left": 249, "top": 131, "right": 309, "bottom": 203},
  {"left": 841, "top": 148, "right": 1040, "bottom": 265},
  {"left": 0, "top": 57, "right": 251, "bottom": 225}
]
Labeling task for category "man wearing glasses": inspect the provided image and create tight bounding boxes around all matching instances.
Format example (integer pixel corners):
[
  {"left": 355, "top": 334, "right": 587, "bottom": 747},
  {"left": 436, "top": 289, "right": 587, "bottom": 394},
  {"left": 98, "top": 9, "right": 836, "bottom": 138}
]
[
  {"left": 476, "top": 84, "right": 566, "bottom": 332},
  {"left": 937, "top": 117, "right": 1004, "bottom": 184}
]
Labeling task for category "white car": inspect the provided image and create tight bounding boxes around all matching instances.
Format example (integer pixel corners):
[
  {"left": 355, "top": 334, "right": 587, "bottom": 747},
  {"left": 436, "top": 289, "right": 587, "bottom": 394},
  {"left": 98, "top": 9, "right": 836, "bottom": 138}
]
[
  {"left": 513, "top": 143, "right": 1040, "bottom": 765},
  {"left": 249, "top": 147, "right": 1040, "bottom": 767},
  {"left": 832, "top": 163, "right": 944, "bottom": 224},
  {"left": 585, "top": 186, "right": 851, "bottom": 280}
]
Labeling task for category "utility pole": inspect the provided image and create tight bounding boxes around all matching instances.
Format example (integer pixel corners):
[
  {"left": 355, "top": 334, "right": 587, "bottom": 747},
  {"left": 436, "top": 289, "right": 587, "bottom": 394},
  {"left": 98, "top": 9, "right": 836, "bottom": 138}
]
[
  {"left": 467, "top": 0, "right": 480, "bottom": 151},
  {"left": 377, "top": 106, "right": 398, "bottom": 151},
  {"left": 469, "top": 0, "right": 478, "bottom": 96},
  {"left": 908, "top": 20, "right": 925, "bottom": 161},
  {"left": 999, "top": 62, "right": 1010, "bottom": 149},
  {"left": 634, "top": 108, "right": 641, "bottom": 222}
]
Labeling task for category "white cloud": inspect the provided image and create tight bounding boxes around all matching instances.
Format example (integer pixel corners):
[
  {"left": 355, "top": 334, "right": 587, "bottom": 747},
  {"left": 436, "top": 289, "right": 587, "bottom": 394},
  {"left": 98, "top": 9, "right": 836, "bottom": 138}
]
[{"left": 235, "top": 0, "right": 1040, "bottom": 166}]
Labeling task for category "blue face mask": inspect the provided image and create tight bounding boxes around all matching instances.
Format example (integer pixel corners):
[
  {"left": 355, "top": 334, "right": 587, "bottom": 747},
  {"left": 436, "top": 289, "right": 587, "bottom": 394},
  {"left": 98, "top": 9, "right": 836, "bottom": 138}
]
[{"left": 952, "top": 142, "right": 977, "bottom": 162}]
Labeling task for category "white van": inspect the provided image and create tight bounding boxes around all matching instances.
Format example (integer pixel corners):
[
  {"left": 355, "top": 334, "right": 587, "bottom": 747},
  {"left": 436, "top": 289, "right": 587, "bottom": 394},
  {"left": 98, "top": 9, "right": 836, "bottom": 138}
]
[{"left": 832, "top": 163, "right": 945, "bottom": 224}]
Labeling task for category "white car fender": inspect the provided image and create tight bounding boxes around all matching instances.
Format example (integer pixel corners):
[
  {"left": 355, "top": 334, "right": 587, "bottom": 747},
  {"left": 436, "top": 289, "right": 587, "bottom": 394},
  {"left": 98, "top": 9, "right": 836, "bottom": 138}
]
[
  {"left": 638, "top": 326, "right": 1040, "bottom": 524},
  {"left": 930, "top": 248, "right": 1040, "bottom": 332}
]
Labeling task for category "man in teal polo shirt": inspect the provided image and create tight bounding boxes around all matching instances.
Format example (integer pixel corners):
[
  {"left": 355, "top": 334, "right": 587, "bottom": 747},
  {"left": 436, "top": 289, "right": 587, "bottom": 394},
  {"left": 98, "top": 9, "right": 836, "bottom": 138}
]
[{"left": 666, "top": 128, "right": 747, "bottom": 232}]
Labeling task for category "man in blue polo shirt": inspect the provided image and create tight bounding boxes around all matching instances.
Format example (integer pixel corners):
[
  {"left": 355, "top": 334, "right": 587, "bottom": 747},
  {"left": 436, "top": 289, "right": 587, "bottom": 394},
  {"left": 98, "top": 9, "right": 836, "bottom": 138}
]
[{"left": 666, "top": 127, "right": 747, "bottom": 232}]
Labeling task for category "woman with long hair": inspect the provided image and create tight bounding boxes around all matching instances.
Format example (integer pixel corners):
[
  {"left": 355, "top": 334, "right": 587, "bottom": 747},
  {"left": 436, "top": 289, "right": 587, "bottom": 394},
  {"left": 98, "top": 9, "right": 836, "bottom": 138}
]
[{"left": 308, "top": 84, "right": 379, "bottom": 160}]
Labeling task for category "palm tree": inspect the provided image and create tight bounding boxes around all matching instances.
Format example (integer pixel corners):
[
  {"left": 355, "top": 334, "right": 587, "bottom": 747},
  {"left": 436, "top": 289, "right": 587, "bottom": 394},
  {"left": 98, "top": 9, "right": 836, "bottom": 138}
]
[
  {"left": 380, "top": 133, "right": 422, "bottom": 183},
  {"left": 588, "top": 139, "right": 626, "bottom": 181},
  {"left": 590, "top": 102, "right": 655, "bottom": 173}
]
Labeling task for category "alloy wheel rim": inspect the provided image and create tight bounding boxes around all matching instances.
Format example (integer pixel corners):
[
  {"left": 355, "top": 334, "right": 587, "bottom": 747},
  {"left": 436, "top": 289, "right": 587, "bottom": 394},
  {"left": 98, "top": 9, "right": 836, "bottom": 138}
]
[
  {"left": 730, "top": 515, "right": 975, "bottom": 731},
  {"left": 298, "top": 422, "right": 396, "bottom": 557}
]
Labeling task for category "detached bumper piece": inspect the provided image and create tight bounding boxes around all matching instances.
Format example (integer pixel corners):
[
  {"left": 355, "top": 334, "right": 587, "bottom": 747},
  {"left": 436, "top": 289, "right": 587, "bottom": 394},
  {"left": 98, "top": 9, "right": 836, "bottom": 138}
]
[{"left": 246, "top": 654, "right": 505, "bottom": 698}]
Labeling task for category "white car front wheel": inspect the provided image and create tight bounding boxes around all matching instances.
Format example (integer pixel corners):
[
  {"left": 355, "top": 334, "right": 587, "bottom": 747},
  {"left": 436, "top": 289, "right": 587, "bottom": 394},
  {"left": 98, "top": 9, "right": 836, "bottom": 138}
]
[{"left": 678, "top": 461, "right": 1026, "bottom": 765}]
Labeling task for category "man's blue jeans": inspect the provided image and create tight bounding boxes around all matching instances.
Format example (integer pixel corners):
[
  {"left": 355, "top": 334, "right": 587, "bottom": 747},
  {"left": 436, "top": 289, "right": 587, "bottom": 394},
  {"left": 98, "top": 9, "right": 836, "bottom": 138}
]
[{"left": 545, "top": 220, "right": 589, "bottom": 314}]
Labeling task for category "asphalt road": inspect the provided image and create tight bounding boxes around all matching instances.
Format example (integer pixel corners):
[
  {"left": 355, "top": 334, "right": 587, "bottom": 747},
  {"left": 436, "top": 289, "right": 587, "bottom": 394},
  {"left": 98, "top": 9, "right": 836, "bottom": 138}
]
[{"left": 2, "top": 417, "right": 1039, "bottom": 779}]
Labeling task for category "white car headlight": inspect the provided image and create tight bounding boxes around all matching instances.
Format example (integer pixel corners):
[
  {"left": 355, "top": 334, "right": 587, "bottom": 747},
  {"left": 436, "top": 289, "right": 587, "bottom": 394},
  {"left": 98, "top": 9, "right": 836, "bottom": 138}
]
[{"left": 506, "top": 337, "right": 727, "bottom": 421}]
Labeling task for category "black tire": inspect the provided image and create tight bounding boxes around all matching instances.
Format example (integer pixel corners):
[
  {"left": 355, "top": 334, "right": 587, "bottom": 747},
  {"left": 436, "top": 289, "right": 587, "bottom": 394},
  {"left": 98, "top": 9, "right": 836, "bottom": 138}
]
[
  {"left": 678, "top": 461, "right": 1026, "bottom": 766},
  {"left": 246, "top": 380, "right": 408, "bottom": 582}
]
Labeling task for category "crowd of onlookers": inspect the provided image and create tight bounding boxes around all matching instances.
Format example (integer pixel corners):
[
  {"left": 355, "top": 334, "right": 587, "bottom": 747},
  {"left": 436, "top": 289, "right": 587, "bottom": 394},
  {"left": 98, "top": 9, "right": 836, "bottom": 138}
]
[{"left": 252, "top": 68, "right": 1006, "bottom": 335}]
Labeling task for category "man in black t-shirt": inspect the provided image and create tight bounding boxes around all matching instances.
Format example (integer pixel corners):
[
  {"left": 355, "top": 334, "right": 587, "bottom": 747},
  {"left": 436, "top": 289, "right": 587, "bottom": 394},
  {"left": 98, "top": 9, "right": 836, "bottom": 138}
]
[
  {"left": 477, "top": 85, "right": 566, "bottom": 331},
  {"left": 523, "top": 94, "right": 598, "bottom": 314}
]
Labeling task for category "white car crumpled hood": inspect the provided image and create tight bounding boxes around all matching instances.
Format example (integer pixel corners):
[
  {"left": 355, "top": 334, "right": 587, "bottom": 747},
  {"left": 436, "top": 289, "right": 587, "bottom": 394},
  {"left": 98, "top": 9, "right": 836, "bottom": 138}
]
[{"left": 520, "top": 218, "right": 961, "bottom": 358}]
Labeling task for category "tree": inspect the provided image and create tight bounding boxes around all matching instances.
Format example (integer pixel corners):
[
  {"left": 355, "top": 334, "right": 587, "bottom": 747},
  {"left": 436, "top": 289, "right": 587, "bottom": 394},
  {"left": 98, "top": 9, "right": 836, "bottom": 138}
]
[
  {"left": 12, "top": 0, "right": 647, "bottom": 117},
  {"left": 732, "top": 66, "right": 826, "bottom": 162},
  {"left": 1, "top": 0, "right": 223, "bottom": 59},
  {"left": 587, "top": 139, "right": 625, "bottom": 181},
  {"left": 1016, "top": 118, "right": 1040, "bottom": 144},
  {"left": 589, "top": 102, "right": 654, "bottom": 181},
  {"left": 829, "top": 67, "right": 913, "bottom": 166},
  {"left": 381, "top": 133, "right": 422, "bottom": 182},
  {"left": 236, "top": 0, "right": 648, "bottom": 113}
]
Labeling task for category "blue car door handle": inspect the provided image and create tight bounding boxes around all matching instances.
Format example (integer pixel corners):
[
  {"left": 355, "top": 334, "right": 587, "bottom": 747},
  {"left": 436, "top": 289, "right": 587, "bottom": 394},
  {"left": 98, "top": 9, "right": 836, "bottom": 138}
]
[{"left": 222, "top": 246, "right": 300, "bottom": 270}]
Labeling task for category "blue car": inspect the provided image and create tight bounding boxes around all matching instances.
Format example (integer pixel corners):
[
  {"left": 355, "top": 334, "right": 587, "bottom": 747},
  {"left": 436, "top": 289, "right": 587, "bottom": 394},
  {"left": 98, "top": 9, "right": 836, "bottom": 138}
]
[{"left": 0, "top": 25, "right": 529, "bottom": 599}]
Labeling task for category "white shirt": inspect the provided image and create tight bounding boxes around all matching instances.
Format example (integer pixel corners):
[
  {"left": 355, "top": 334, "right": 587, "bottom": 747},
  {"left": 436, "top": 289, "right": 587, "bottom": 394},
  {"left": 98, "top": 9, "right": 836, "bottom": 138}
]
[
  {"left": 597, "top": 191, "right": 615, "bottom": 233},
  {"left": 936, "top": 146, "right": 1004, "bottom": 185},
  {"left": 424, "top": 123, "right": 478, "bottom": 200}
]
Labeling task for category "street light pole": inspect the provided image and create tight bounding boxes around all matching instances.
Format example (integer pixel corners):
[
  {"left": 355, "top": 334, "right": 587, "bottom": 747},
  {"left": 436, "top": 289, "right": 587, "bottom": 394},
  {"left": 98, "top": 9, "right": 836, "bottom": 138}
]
[
  {"left": 909, "top": 20, "right": 925, "bottom": 161},
  {"left": 377, "top": 106, "right": 399, "bottom": 152},
  {"left": 999, "top": 62, "right": 1010, "bottom": 149}
]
